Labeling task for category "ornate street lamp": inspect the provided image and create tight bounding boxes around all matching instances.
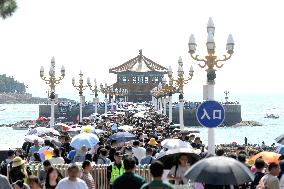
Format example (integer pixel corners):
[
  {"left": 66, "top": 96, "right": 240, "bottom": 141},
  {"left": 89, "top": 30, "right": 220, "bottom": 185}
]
[
  {"left": 40, "top": 57, "right": 65, "bottom": 128},
  {"left": 188, "top": 17, "right": 235, "bottom": 154},
  {"left": 108, "top": 87, "right": 129, "bottom": 111},
  {"left": 161, "top": 78, "right": 177, "bottom": 124},
  {"left": 100, "top": 83, "right": 111, "bottom": 114},
  {"left": 72, "top": 71, "right": 88, "bottom": 123},
  {"left": 151, "top": 87, "right": 159, "bottom": 111},
  {"left": 87, "top": 78, "right": 100, "bottom": 114},
  {"left": 161, "top": 78, "right": 168, "bottom": 116},
  {"left": 168, "top": 57, "right": 194, "bottom": 130},
  {"left": 114, "top": 88, "right": 128, "bottom": 104}
]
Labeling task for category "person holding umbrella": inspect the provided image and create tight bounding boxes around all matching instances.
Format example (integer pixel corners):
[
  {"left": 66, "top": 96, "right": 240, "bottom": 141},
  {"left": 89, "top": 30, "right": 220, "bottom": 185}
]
[{"left": 167, "top": 153, "right": 190, "bottom": 185}]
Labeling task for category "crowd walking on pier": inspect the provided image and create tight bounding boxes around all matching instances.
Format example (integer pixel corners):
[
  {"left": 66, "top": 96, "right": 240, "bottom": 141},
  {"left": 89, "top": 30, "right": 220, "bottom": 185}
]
[{"left": 0, "top": 108, "right": 284, "bottom": 189}]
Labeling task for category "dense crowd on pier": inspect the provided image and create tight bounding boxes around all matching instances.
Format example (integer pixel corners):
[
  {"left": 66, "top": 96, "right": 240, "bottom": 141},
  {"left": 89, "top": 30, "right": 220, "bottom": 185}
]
[{"left": 0, "top": 107, "right": 283, "bottom": 189}]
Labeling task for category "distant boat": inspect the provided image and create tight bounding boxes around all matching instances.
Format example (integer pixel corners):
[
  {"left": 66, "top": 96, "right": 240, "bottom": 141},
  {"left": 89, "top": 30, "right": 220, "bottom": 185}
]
[
  {"left": 264, "top": 113, "right": 279, "bottom": 119},
  {"left": 12, "top": 124, "right": 30, "bottom": 130}
]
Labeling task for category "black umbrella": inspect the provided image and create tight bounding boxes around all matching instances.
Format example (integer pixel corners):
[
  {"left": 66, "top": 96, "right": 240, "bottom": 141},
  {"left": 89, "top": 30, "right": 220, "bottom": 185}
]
[
  {"left": 184, "top": 156, "right": 254, "bottom": 185},
  {"left": 156, "top": 148, "right": 200, "bottom": 169},
  {"left": 275, "top": 134, "right": 284, "bottom": 145}
]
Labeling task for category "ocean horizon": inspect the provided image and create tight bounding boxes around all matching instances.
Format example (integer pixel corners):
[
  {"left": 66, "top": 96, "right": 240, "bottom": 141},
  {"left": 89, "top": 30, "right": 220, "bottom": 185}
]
[{"left": 0, "top": 93, "right": 283, "bottom": 148}]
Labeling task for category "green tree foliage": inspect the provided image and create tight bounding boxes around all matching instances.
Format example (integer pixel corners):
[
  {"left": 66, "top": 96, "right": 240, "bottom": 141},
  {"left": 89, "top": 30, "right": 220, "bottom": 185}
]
[
  {"left": 0, "top": 0, "right": 17, "bottom": 19},
  {"left": 0, "top": 74, "right": 26, "bottom": 93}
]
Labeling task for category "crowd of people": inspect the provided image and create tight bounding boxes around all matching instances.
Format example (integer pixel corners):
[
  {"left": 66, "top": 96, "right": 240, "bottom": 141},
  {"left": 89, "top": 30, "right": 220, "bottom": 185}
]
[{"left": 0, "top": 109, "right": 283, "bottom": 189}]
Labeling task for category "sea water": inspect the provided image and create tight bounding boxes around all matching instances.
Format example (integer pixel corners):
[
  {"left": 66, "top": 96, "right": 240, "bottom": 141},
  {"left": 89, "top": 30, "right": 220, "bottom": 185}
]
[{"left": 0, "top": 94, "right": 283, "bottom": 148}]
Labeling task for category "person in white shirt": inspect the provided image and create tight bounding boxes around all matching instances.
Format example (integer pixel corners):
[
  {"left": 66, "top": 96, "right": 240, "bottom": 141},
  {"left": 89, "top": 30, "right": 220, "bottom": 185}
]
[
  {"left": 49, "top": 148, "right": 65, "bottom": 165},
  {"left": 132, "top": 141, "right": 146, "bottom": 163},
  {"left": 56, "top": 164, "right": 88, "bottom": 189}
]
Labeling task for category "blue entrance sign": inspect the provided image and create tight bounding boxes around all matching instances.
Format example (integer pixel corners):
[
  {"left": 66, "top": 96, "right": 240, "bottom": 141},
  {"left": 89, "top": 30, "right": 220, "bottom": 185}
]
[{"left": 196, "top": 100, "right": 225, "bottom": 128}]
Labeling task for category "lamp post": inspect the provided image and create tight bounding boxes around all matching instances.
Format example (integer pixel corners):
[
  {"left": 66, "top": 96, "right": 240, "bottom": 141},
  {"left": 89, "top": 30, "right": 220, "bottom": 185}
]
[
  {"left": 161, "top": 78, "right": 177, "bottom": 124},
  {"left": 115, "top": 88, "right": 128, "bottom": 107},
  {"left": 72, "top": 71, "right": 88, "bottom": 123},
  {"left": 40, "top": 57, "right": 65, "bottom": 128},
  {"left": 87, "top": 78, "right": 100, "bottom": 114},
  {"left": 157, "top": 82, "right": 164, "bottom": 114},
  {"left": 108, "top": 87, "right": 128, "bottom": 111},
  {"left": 151, "top": 87, "right": 158, "bottom": 111},
  {"left": 224, "top": 90, "right": 229, "bottom": 103},
  {"left": 188, "top": 17, "right": 235, "bottom": 154},
  {"left": 168, "top": 57, "right": 194, "bottom": 130},
  {"left": 100, "top": 83, "right": 111, "bottom": 114},
  {"left": 162, "top": 78, "right": 167, "bottom": 116}
]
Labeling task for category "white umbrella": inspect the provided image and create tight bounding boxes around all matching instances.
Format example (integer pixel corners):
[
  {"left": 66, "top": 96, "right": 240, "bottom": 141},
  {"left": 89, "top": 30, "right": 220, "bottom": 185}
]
[
  {"left": 26, "top": 127, "right": 60, "bottom": 136},
  {"left": 94, "top": 129, "right": 104, "bottom": 135},
  {"left": 161, "top": 139, "right": 192, "bottom": 149},
  {"left": 157, "top": 147, "right": 201, "bottom": 169},
  {"left": 70, "top": 132, "right": 99, "bottom": 150},
  {"left": 133, "top": 111, "right": 145, "bottom": 118},
  {"left": 24, "top": 135, "right": 44, "bottom": 144},
  {"left": 67, "top": 127, "right": 81, "bottom": 132},
  {"left": 118, "top": 125, "right": 134, "bottom": 131}
]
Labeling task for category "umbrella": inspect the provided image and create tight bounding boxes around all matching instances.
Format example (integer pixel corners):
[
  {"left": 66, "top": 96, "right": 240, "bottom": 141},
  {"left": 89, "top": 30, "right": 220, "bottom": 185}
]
[
  {"left": 38, "top": 146, "right": 54, "bottom": 160},
  {"left": 275, "top": 134, "right": 284, "bottom": 145},
  {"left": 37, "top": 116, "right": 48, "bottom": 121},
  {"left": 81, "top": 125, "right": 95, "bottom": 133},
  {"left": 276, "top": 145, "right": 284, "bottom": 155},
  {"left": 184, "top": 156, "right": 254, "bottom": 185},
  {"left": 67, "top": 127, "right": 81, "bottom": 132},
  {"left": 157, "top": 147, "right": 200, "bottom": 169},
  {"left": 24, "top": 135, "right": 44, "bottom": 144},
  {"left": 161, "top": 139, "right": 192, "bottom": 150},
  {"left": 118, "top": 125, "right": 134, "bottom": 131},
  {"left": 56, "top": 123, "right": 71, "bottom": 131},
  {"left": 109, "top": 132, "right": 136, "bottom": 143},
  {"left": 26, "top": 127, "right": 60, "bottom": 136},
  {"left": 70, "top": 132, "right": 99, "bottom": 150},
  {"left": 43, "top": 136, "right": 62, "bottom": 147},
  {"left": 94, "top": 129, "right": 104, "bottom": 135},
  {"left": 250, "top": 151, "right": 280, "bottom": 164},
  {"left": 133, "top": 112, "right": 145, "bottom": 118}
]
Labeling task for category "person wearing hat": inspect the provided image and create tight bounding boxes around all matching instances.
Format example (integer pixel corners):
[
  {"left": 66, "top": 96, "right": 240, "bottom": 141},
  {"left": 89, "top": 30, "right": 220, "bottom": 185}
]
[
  {"left": 107, "top": 151, "right": 125, "bottom": 187},
  {"left": 148, "top": 138, "right": 158, "bottom": 147},
  {"left": 9, "top": 156, "right": 28, "bottom": 184}
]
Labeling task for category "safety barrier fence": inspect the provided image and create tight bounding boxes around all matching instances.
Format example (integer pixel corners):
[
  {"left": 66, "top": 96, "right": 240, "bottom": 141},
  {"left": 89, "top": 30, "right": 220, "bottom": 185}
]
[{"left": 26, "top": 164, "right": 152, "bottom": 189}]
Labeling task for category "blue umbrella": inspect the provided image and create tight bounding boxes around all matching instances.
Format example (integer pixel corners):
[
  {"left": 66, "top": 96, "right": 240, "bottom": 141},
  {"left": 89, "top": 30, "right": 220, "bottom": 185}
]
[
  {"left": 70, "top": 132, "right": 99, "bottom": 150},
  {"left": 109, "top": 132, "right": 136, "bottom": 143}
]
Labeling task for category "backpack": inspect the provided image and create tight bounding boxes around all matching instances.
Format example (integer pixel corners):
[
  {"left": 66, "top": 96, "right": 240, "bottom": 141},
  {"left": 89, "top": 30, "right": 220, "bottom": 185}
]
[
  {"left": 97, "top": 157, "right": 107, "bottom": 164},
  {"left": 256, "top": 175, "right": 268, "bottom": 189},
  {"left": 0, "top": 160, "right": 12, "bottom": 176}
]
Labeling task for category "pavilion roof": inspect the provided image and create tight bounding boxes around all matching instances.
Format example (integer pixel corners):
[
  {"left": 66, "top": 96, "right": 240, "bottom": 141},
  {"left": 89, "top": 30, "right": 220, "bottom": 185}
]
[{"left": 109, "top": 50, "right": 168, "bottom": 74}]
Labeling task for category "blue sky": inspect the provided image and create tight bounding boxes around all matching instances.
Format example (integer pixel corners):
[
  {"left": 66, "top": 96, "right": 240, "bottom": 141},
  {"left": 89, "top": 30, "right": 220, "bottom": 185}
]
[{"left": 0, "top": 0, "right": 283, "bottom": 102}]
